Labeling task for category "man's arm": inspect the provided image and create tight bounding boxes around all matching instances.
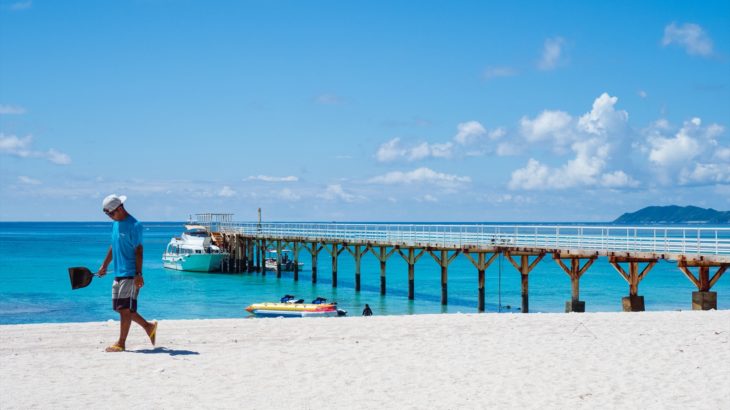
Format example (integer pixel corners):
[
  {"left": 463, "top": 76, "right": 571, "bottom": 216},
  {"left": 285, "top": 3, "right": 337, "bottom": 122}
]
[
  {"left": 98, "top": 246, "right": 112, "bottom": 277},
  {"left": 134, "top": 245, "right": 144, "bottom": 288}
]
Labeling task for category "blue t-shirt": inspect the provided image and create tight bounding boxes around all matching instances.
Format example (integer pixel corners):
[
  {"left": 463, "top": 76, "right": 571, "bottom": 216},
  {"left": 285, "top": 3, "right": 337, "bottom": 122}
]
[{"left": 111, "top": 215, "right": 143, "bottom": 277}]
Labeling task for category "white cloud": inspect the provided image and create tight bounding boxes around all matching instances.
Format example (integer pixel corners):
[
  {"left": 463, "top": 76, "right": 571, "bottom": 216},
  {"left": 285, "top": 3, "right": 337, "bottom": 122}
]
[
  {"left": 601, "top": 171, "right": 640, "bottom": 188},
  {"left": 577, "top": 93, "right": 629, "bottom": 136},
  {"left": 642, "top": 117, "right": 728, "bottom": 185},
  {"left": 0, "top": 134, "right": 32, "bottom": 151},
  {"left": 376, "top": 138, "right": 453, "bottom": 162},
  {"left": 647, "top": 118, "right": 705, "bottom": 168},
  {"left": 538, "top": 37, "right": 565, "bottom": 70},
  {"left": 47, "top": 149, "right": 71, "bottom": 165},
  {"left": 520, "top": 110, "right": 573, "bottom": 144},
  {"left": 481, "top": 193, "right": 533, "bottom": 205},
  {"left": 318, "top": 184, "right": 359, "bottom": 202},
  {"left": 508, "top": 159, "right": 551, "bottom": 190},
  {"left": 496, "top": 142, "right": 522, "bottom": 156},
  {"left": 277, "top": 188, "right": 301, "bottom": 201},
  {"left": 510, "top": 93, "right": 637, "bottom": 191},
  {"left": 483, "top": 66, "right": 517, "bottom": 80},
  {"left": 662, "top": 22, "right": 713, "bottom": 57},
  {"left": 509, "top": 144, "right": 637, "bottom": 191},
  {"left": 369, "top": 167, "right": 471, "bottom": 187},
  {"left": 376, "top": 138, "right": 406, "bottom": 162},
  {"left": 0, "top": 104, "right": 26, "bottom": 115},
  {"left": 488, "top": 128, "right": 507, "bottom": 140},
  {"left": 18, "top": 176, "right": 41, "bottom": 185},
  {"left": 218, "top": 186, "right": 236, "bottom": 197},
  {"left": 715, "top": 147, "right": 730, "bottom": 161},
  {"left": 638, "top": 90, "right": 648, "bottom": 99},
  {"left": 680, "top": 163, "right": 730, "bottom": 185},
  {"left": 418, "top": 194, "right": 438, "bottom": 203},
  {"left": 408, "top": 142, "right": 431, "bottom": 160},
  {"left": 376, "top": 121, "right": 506, "bottom": 162},
  {"left": 428, "top": 142, "right": 453, "bottom": 158},
  {"left": 454, "top": 121, "right": 487, "bottom": 145},
  {"left": 0, "top": 133, "right": 72, "bottom": 165},
  {"left": 245, "top": 175, "right": 299, "bottom": 182}
]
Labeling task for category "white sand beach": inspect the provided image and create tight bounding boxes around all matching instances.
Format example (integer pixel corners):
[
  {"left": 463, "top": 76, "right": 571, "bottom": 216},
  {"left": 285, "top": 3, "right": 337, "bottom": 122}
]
[{"left": 1, "top": 311, "right": 729, "bottom": 409}]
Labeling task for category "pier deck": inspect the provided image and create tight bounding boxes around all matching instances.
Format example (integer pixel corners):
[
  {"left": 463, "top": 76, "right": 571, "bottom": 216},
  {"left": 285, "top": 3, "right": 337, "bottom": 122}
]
[
  {"left": 207, "top": 218, "right": 729, "bottom": 312},
  {"left": 223, "top": 222, "right": 730, "bottom": 262}
]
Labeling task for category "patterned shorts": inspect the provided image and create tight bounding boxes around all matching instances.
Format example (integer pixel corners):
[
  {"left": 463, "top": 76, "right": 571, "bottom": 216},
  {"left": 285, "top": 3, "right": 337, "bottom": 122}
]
[{"left": 112, "top": 277, "right": 138, "bottom": 312}]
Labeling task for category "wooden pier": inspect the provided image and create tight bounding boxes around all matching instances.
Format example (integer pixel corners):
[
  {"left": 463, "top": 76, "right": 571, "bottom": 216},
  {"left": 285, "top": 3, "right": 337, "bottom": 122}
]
[{"left": 199, "top": 215, "right": 730, "bottom": 312}]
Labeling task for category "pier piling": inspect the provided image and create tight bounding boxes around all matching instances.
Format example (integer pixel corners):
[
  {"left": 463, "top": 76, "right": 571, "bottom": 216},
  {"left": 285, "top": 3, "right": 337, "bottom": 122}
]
[
  {"left": 678, "top": 259, "right": 728, "bottom": 310},
  {"left": 344, "top": 245, "right": 369, "bottom": 292},
  {"left": 293, "top": 242, "right": 300, "bottom": 281},
  {"left": 397, "top": 248, "right": 425, "bottom": 300},
  {"left": 505, "top": 251, "right": 545, "bottom": 313},
  {"left": 324, "top": 243, "right": 345, "bottom": 288},
  {"left": 428, "top": 250, "right": 460, "bottom": 306},
  {"left": 369, "top": 245, "right": 396, "bottom": 295},
  {"left": 553, "top": 253, "right": 596, "bottom": 313},
  {"left": 464, "top": 251, "right": 499, "bottom": 312},
  {"left": 610, "top": 256, "right": 657, "bottom": 312}
]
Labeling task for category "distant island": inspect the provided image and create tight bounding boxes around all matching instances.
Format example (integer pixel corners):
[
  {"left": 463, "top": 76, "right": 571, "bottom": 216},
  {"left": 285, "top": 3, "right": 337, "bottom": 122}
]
[{"left": 613, "top": 205, "right": 730, "bottom": 224}]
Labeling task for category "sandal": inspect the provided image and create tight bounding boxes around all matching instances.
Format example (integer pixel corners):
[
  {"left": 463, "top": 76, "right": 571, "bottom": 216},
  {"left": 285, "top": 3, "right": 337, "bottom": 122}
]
[
  {"left": 149, "top": 321, "right": 158, "bottom": 346},
  {"left": 105, "top": 344, "right": 125, "bottom": 352}
]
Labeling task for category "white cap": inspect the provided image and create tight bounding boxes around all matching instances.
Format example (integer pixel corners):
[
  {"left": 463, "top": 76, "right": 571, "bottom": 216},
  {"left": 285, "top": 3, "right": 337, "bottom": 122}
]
[{"left": 102, "top": 194, "right": 127, "bottom": 212}]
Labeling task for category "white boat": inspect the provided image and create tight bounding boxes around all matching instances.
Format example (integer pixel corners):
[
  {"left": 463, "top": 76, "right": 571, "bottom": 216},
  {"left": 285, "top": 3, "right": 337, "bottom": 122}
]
[
  {"left": 162, "top": 225, "right": 229, "bottom": 272},
  {"left": 264, "top": 249, "right": 304, "bottom": 272}
]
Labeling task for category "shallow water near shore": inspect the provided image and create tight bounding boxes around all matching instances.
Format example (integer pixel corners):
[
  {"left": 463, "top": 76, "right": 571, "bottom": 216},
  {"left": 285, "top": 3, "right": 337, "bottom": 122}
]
[{"left": 1, "top": 221, "right": 728, "bottom": 324}]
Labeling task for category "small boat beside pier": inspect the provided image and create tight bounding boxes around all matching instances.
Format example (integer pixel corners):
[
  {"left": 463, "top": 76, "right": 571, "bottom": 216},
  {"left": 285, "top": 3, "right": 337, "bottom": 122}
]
[{"left": 264, "top": 249, "right": 304, "bottom": 272}]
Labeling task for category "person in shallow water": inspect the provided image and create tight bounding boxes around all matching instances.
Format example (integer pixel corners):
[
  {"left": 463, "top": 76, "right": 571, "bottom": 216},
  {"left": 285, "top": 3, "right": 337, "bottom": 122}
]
[
  {"left": 98, "top": 194, "right": 157, "bottom": 352},
  {"left": 362, "top": 304, "right": 373, "bottom": 316}
]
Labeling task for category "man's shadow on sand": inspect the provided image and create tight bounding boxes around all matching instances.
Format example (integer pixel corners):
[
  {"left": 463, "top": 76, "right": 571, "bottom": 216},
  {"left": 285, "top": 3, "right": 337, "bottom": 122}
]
[{"left": 132, "top": 347, "right": 199, "bottom": 356}]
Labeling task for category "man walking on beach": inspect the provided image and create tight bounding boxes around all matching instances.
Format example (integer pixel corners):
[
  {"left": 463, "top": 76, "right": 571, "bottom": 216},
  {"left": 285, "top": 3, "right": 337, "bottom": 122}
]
[{"left": 98, "top": 194, "right": 157, "bottom": 352}]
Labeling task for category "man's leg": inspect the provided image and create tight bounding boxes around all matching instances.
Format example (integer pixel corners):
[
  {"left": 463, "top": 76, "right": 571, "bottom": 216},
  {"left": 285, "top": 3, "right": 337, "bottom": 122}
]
[
  {"left": 117, "top": 308, "right": 133, "bottom": 347},
  {"left": 105, "top": 308, "right": 132, "bottom": 351},
  {"left": 130, "top": 312, "right": 155, "bottom": 337}
]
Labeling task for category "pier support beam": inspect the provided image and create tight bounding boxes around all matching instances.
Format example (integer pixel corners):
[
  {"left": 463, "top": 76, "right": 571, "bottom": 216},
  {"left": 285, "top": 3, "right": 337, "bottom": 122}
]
[
  {"left": 237, "top": 237, "right": 243, "bottom": 272},
  {"left": 254, "top": 239, "right": 261, "bottom": 273},
  {"left": 275, "top": 241, "right": 283, "bottom": 278},
  {"left": 464, "top": 251, "right": 498, "bottom": 312},
  {"left": 302, "top": 242, "right": 323, "bottom": 284},
  {"left": 609, "top": 256, "right": 657, "bottom": 312},
  {"left": 553, "top": 253, "right": 596, "bottom": 313},
  {"left": 247, "top": 239, "right": 254, "bottom": 272},
  {"left": 344, "top": 245, "right": 369, "bottom": 292},
  {"left": 428, "top": 249, "right": 461, "bottom": 305},
  {"left": 368, "top": 245, "right": 396, "bottom": 295},
  {"left": 324, "top": 243, "right": 346, "bottom": 288},
  {"left": 397, "top": 247, "right": 425, "bottom": 300},
  {"left": 260, "top": 240, "right": 268, "bottom": 275},
  {"left": 677, "top": 259, "right": 727, "bottom": 310},
  {"left": 505, "top": 251, "right": 546, "bottom": 313},
  {"left": 292, "top": 241, "right": 300, "bottom": 281}
]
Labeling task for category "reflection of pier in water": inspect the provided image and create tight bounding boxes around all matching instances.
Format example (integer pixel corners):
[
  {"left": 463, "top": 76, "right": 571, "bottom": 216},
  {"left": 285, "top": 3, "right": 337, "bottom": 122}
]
[{"left": 198, "top": 214, "right": 730, "bottom": 312}]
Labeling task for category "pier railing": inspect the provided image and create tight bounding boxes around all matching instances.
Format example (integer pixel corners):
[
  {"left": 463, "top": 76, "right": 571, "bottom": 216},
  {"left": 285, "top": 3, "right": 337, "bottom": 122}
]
[{"left": 221, "top": 223, "right": 730, "bottom": 260}]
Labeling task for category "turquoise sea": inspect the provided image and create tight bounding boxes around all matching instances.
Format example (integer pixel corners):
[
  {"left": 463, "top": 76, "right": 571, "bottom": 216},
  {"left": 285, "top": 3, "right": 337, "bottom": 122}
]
[{"left": 1, "top": 222, "right": 728, "bottom": 324}]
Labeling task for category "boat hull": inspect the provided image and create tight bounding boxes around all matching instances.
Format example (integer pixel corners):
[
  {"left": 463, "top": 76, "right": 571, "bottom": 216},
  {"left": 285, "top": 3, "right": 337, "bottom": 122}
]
[
  {"left": 249, "top": 309, "right": 339, "bottom": 318},
  {"left": 245, "top": 302, "right": 339, "bottom": 318},
  {"left": 162, "top": 253, "right": 227, "bottom": 272}
]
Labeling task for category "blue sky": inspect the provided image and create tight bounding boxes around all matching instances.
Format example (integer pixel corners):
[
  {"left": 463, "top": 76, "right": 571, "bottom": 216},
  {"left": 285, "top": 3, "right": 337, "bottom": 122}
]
[{"left": 1, "top": 0, "right": 729, "bottom": 222}]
